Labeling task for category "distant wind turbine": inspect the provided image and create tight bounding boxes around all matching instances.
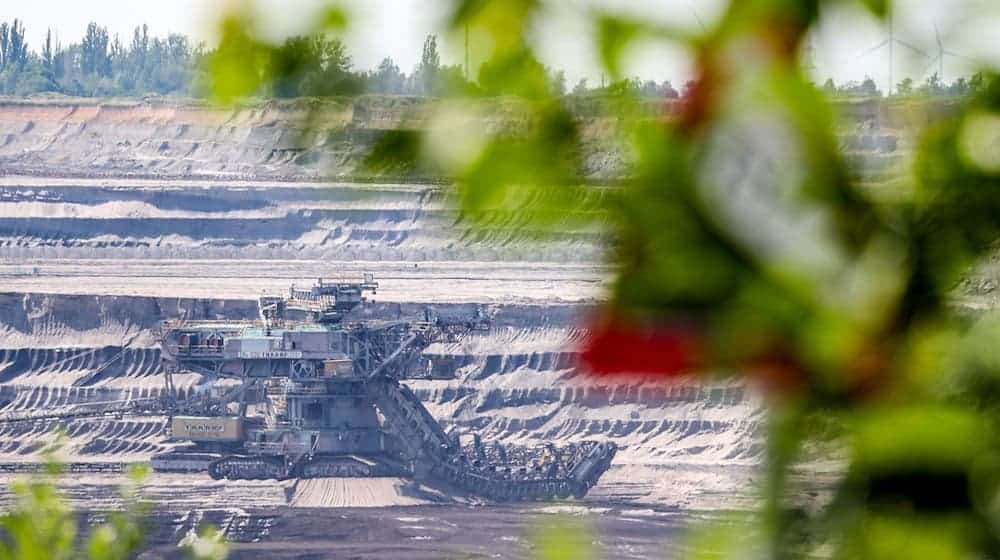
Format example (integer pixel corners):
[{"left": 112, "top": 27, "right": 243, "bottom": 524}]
[
  {"left": 857, "top": 15, "right": 929, "bottom": 94},
  {"left": 922, "top": 23, "right": 973, "bottom": 83}
]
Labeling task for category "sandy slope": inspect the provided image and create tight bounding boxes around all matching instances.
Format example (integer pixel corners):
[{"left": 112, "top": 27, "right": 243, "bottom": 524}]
[
  {"left": 0, "top": 98, "right": 630, "bottom": 180},
  {"left": 0, "top": 171, "right": 767, "bottom": 515}
]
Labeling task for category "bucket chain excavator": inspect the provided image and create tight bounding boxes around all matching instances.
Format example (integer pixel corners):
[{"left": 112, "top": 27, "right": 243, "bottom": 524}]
[{"left": 150, "top": 276, "right": 616, "bottom": 501}]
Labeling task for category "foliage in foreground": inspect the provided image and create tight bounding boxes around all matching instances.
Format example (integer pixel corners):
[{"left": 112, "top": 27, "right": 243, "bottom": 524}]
[
  {"left": 6, "top": 0, "right": 1000, "bottom": 557},
  {"left": 208, "top": 0, "right": 1000, "bottom": 557},
  {"left": 0, "top": 449, "right": 226, "bottom": 560}
]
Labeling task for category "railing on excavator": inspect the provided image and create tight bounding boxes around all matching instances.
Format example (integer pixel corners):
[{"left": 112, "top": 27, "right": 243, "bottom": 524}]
[{"left": 169, "top": 345, "right": 225, "bottom": 357}]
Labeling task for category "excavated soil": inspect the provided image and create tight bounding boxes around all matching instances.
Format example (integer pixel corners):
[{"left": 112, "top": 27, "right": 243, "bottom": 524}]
[
  {"left": 0, "top": 98, "right": 842, "bottom": 557},
  {"left": 0, "top": 171, "right": 767, "bottom": 554},
  {"left": 0, "top": 97, "right": 630, "bottom": 181}
]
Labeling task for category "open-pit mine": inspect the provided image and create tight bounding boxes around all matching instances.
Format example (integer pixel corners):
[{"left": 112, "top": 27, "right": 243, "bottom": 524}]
[{"left": 0, "top": 98, "right": 800, "bottom": 558}]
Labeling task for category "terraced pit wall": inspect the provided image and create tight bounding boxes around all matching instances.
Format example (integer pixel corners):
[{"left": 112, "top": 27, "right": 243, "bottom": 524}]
[
  {"left": 0, "top": 292, "right": 760, "bottom": 508},
  {"left": 0, "top": 94, "right": 931, "bottom": 514},
  {"left": 0, "top": 95, "right": 933, "bottom": 182},
  {"left": 0, "top": 96, "right": 632, "bottom": 181}
]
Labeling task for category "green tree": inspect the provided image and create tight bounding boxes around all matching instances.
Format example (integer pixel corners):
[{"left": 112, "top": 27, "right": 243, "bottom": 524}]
[
  {"left": 269, "top": 35, "right": 318, "bottom": 97},
  {"left": 660, "top": 79, "right": 679, "bottom": 98},
  {"left": 896, "top": 76, "right": 913, "bottom": 96},
  {"left": 41, "top": 29, "right": 54, "bottom": 78},
  {"left": 416, "top": 34, "right": 441, "bottom": 95},
  {"left": 370, "top": 56, "right": 405, "bottom": 94},
  {"left": 548, "top": 68, "right": 567, "bottom": 96},
  {"left": 436, "top": 63, "right": 477, "bottom": 95},
  {"left": 835, "top": 75, "right": 882, "bottom": 98},
  {"left": 947, "top": 76, "right": 968, "bottom": 96},
  {"left": 920, "top": 71, "right": 944, "bottom": 96},
  {"left": 80, "top": 22, "right": 111, "bottom": 78},
  {"left": 859, "top": 74, "right": 880, "bottom": 96},
  {"left": 118, "top": 24, "right": 148, "bottom": 92},
  {"left": 299, "top": 36, "right": 362, "bottom": 96},
  {"left": 0, "top": 20, "right": 28, "bottom": 71},
  {"left": 0, "top": 23, "right": 7, "bottom": 70},
  {"left": 969, "top": 71, "right": 987, "bottom": 94}
]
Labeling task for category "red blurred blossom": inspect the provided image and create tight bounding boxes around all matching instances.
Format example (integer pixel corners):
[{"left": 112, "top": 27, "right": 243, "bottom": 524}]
[
  {"left": 579, "top": 315, "right": 815, "bottom": 397},
  {"left": 579, "top": 316, "right": 702, "bottom": 378},
  {"left": 676, "top": 74, "right": 713, "bottom": 133},
  {"left": 744, "top": 347, "right": 809, "bottom": 397},
  {"left": 757, "top": 16, "right": 807, "bottom": 61},
  {"left": 841, "top": 341, "right": 894, "bottom": 401},
  {"left": 675, "top": 47, "right": 720, "bottom": 134},
  {"left": 675, "top": 16, "right": 806, "bottom": 134}
]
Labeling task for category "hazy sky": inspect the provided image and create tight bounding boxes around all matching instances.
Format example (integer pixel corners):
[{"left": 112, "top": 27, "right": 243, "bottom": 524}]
[{"left": 3, "top": 0, "right": 999, "bottom": 92}]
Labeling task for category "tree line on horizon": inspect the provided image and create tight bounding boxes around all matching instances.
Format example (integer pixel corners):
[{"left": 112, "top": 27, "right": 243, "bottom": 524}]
[
  {"left": 0, "top": 18, "right": 986, "bottom": 101},
  {"left": 0, "top": 18, "right": 683, "bottom": 99},
  {"left": 821, "top": 72, "right": 987, "bottom": 98}
]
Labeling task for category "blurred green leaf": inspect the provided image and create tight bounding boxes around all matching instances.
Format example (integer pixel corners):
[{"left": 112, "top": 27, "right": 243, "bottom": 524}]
[
  {"left": 596, "top": 15, "right": 644, "bottom": 80},
  {"left": 477, "top": 48, "right": 549, "bottom": 98},
  {"left": 530, "top": 519, "right": 594, "bottom": 560},
  {"left": 184, "top": 525, "right": 230, "bottom": 560},
  {"left": 454, "top": 102, "right": 602, "bottom": 234},
  {"left": 207, "top": 14, "right": 268, "bottom": 102},
  {"left": 856, "top": 0, "right": 889, "bottom": 18},
  {"left": 449, "top": 0, "right": 538, "bottom": 46},
  {"left": 0, "top": 480, "right": 76, "bottom": 560},
  {"left": 852, "top": 406, "right": 990, "bottom": 474},
  {"left": 365, "top": 130, "right": 426, "bottom": 176},
  {"left": 682, "top": 513, "right": 762, "bottom": 560},
  {"left": 320, "top": 5, "right": 348, "bottom": 31},
  {"left": 128, "top": 462, "right": 150, "bottom": 483},
  {"left": 206, "top": 2, "right": 359, "bottom": 102},
  {"left": 838, "top": 513, "right": 984, "bottom": 560}
]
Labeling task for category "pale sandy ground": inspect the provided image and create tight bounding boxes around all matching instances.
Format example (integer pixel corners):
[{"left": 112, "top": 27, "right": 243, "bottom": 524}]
[
  {"left": 0, "top": 465, "right": 761, "bottom": 512},
  {"left": 287, "top": 477, "right": 444, "bottom": 507},
  {"left": 0, "top": 472, "right": 444, "bottom": 509},
  {"left": 0, "top": 175, "right": 423, "bottom": 190},
  {"left": 0, "top": 259, "right": 609, "bottom": 302},
  {"left": 0, "top": 174, "right": 791, "bottom": 557}
]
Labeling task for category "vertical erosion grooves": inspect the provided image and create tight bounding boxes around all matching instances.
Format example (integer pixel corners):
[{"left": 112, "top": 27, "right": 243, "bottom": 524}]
[
  {"left": 0, "top": 345, "right": 178, "bottom": 462},
  {"left": 0, "top": 346, "right": 164, "bottom": 387},
  {"left": 414, "top": 325, "right": 766, "bottom": 467}
]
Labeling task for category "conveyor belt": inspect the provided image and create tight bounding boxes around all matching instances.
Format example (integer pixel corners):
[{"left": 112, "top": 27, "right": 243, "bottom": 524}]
[
  {"left": 0, "top": 398, "right": 162, "bottom": 426},
  {"left": 368, "top": 377, "right": 616, "bottom": 501}
]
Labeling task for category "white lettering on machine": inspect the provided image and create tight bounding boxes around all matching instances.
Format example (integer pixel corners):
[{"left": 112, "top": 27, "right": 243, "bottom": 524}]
[{"left": 237, "top": 351, "right": 304, "bottom": 359}]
